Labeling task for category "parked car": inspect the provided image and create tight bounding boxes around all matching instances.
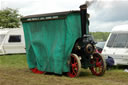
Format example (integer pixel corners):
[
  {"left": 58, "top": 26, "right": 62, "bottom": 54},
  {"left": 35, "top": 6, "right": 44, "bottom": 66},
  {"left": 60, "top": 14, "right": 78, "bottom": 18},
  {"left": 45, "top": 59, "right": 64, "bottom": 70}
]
[{"left": 96, "top": 42, "right": 105, "bottom": 53}]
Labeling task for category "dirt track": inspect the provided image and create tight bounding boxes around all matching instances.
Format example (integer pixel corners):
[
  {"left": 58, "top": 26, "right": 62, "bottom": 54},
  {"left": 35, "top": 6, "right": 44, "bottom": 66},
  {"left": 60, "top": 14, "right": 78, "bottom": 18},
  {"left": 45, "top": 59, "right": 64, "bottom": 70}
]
[{"left": 0, "top": 67, "right": 128, "bottom": 85}]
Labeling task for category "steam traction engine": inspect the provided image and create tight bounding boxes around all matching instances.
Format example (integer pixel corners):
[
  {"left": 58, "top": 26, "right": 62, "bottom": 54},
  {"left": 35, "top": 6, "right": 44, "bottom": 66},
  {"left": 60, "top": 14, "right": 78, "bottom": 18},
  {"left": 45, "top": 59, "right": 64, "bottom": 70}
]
[
  {"left": 21, "top": 3, "right": 106, "bottom": 78},
  {"left": 67, "top": 4, "right": 106, "bottom": 77}
]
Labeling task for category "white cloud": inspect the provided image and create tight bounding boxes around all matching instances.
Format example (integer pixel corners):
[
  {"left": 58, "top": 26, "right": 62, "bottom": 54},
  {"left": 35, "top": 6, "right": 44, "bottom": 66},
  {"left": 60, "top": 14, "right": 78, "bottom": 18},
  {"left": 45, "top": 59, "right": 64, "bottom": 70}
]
[
  {"left": 1, "top": 0, "right": 128, "bottom": 32},
  {"left": 90, "top": 20, "right": 128, "bottom": 32},
  {"left": 88, "top": 0, "right": 128, "bottom": 32},
  {"left": 1, "top": 0, "right": 86, "bottom": 15}
]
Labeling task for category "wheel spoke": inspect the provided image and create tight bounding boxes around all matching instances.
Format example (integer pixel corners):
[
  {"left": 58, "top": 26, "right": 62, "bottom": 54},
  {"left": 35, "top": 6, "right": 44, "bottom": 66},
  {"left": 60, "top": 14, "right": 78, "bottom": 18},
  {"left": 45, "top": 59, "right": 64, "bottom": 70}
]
[
  {"left": 96, "top": 57, "right": 99, "bottom": 62},
  {"left": 72, "top": 68, "right": 77, "bottom": 76},
  {"left": 96, "top": 61, "right": 102, "bottom": 67},
  {"left": 72, "top": 64, "right": 75, "bottom": 67}
]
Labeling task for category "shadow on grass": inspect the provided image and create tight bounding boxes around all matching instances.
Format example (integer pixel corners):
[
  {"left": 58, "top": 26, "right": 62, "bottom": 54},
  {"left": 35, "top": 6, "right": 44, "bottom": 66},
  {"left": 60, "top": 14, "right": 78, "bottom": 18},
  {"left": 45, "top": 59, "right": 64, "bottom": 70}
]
[
  {"left": 45, "top": 72, "right": 63, "bottom": 77},
  {"left": 79, "top": 69, "right": 94, "bottom": 78},
  {"left": 30, "top": 70, "right": 93, "bottom": 78}
]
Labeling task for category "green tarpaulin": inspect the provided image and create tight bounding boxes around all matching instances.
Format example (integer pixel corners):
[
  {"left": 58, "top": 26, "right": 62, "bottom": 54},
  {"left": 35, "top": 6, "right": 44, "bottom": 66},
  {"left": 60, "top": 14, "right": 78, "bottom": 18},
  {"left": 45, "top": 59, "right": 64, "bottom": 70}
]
[{"left": 21, "top": 11, "right": 89, "bottom": 74}]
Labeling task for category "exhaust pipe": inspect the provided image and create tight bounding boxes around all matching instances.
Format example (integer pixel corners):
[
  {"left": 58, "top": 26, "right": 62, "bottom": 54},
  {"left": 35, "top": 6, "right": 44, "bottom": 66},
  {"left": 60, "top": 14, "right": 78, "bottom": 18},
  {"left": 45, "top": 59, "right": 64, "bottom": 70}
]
[{"left": 80, "top": 4, "right": 88, "bottom": 37}]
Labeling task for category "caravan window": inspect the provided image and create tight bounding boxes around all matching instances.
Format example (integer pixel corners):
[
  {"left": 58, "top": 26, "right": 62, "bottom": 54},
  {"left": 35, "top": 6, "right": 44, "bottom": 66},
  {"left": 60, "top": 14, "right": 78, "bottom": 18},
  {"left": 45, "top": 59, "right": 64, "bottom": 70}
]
[
  {"left": 112, "top": 33, "right": 128, "bottom": 48},
  {"left": 8, "top": 35, "right": 21, "bottom": 43},
  {"left": 0, "top": 35, "right": 5, "bottom": 44},
  {"left": 107, "top": 33, "right": 128, "bottom": 48},
  {"left": 107, "top": 33, "right": 117, "bottom": 47}
]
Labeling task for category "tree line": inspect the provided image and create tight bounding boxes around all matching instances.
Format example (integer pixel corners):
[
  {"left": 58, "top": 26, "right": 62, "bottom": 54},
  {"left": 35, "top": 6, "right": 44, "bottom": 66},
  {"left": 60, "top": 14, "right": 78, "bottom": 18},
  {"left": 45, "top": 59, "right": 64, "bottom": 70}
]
[{"left": 90, "top": 32, "right": 110, "bottom": 42}]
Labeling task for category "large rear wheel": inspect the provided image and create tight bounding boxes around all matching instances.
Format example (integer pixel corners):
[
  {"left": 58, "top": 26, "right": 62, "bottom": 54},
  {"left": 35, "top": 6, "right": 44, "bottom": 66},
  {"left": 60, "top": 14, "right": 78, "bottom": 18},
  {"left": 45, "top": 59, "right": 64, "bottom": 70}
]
[
  {"left": 67, "top": 54, "right": 81, "bottom": 78},
  {"left": 90, "top": 53, "right": 106, "bottom": 76}
]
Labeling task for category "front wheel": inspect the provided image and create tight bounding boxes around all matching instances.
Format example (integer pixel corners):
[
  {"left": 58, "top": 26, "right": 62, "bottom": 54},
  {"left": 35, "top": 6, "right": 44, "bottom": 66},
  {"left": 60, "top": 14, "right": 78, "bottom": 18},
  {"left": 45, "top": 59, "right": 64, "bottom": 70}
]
[
  {"left": 89, "top": 53, "right": 106, "bottom": 76},
  {"left": 67, "top": 54, "right": 81, "bottom": 78}
]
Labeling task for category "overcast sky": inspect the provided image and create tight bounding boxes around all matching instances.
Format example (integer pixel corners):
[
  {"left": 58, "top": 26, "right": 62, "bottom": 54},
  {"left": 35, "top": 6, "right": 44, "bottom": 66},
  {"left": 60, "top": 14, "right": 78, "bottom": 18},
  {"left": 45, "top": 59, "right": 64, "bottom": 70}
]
[{"left": 0, "top": 0, "right": 128, "bottom": 32}]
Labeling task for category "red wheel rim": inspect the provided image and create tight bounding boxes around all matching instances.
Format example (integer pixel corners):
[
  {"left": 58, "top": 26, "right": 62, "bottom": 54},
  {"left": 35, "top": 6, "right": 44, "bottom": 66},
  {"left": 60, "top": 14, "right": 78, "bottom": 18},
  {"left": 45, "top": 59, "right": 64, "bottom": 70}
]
[
  {"left": 30, "top": 68, "right": 45, "bottom": 74},
  {"left": 67, "top": 54, "right": 80, "bottom": 78},
  {"left": 90, "top": 53, "right": 105, "bottom": 76}
]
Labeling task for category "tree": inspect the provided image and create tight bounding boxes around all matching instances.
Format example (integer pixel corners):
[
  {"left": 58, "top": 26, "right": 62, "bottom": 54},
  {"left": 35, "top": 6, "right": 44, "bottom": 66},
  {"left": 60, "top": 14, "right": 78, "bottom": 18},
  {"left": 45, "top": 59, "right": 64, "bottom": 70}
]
[{"left": 0, "top": 8, "right": 22, "bottom": 28}]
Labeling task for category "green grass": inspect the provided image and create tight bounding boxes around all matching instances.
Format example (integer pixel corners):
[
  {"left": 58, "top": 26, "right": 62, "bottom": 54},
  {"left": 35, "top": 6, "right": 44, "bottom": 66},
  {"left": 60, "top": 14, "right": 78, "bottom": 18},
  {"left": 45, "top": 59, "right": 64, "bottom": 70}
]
[
  {"left": 0, "top": 54, "right": 128, "bottom": 85},
  {"left": 0, "top": 54, "right": 27, "bottom": 68}
]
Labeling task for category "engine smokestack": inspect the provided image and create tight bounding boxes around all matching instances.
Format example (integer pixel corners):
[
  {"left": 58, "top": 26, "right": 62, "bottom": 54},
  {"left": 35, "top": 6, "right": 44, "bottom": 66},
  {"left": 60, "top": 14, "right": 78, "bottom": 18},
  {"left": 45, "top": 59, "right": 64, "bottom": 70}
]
[
  {"left": 80, "top": 0, "right": 96, "bottom": 37},
  {"left": 80, "top": 4, "right": 88, "bottom": 37}
]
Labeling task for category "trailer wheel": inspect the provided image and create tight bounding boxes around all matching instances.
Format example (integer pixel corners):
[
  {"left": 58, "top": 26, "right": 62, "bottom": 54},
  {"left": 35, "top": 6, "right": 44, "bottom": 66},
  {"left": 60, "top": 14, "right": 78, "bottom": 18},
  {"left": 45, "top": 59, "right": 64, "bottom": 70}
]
[
  {"left": 67, "top": 54, "right": 81, "bottom": 78},
  {"left": 89, "top": 53, "right": 106, "bottom": 76}
]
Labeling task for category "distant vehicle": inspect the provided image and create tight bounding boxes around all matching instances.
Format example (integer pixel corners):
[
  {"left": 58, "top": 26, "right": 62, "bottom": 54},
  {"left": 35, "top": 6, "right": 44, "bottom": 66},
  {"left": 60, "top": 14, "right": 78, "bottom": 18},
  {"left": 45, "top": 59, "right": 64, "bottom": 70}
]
[
  {"left": 96, "top": 42, "right": 105, "bottom": 53},
  {"left": 102, "top": 24, "right": 128, "bottom": 65},
  {"left": 0, "top": 28, "right": 26, "bottom": 55}
]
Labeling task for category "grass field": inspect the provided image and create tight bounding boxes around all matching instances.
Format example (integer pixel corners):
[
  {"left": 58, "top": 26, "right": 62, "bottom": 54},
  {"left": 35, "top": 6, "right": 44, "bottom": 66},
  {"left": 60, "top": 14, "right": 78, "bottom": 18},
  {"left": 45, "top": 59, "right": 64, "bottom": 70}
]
[{"left": 0, "top": 54, "right": 128, "bottom": 85}]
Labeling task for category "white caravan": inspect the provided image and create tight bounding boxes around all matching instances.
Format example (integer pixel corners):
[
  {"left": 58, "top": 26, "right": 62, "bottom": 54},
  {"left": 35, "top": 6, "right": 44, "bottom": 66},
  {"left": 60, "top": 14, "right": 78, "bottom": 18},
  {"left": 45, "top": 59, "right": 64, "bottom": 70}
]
[
  {"left": 102, "top": 24, "right": 128, "bottom": 65},
  {"left": 0, "top": 28, "right": 26, "bottom": 55}
]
